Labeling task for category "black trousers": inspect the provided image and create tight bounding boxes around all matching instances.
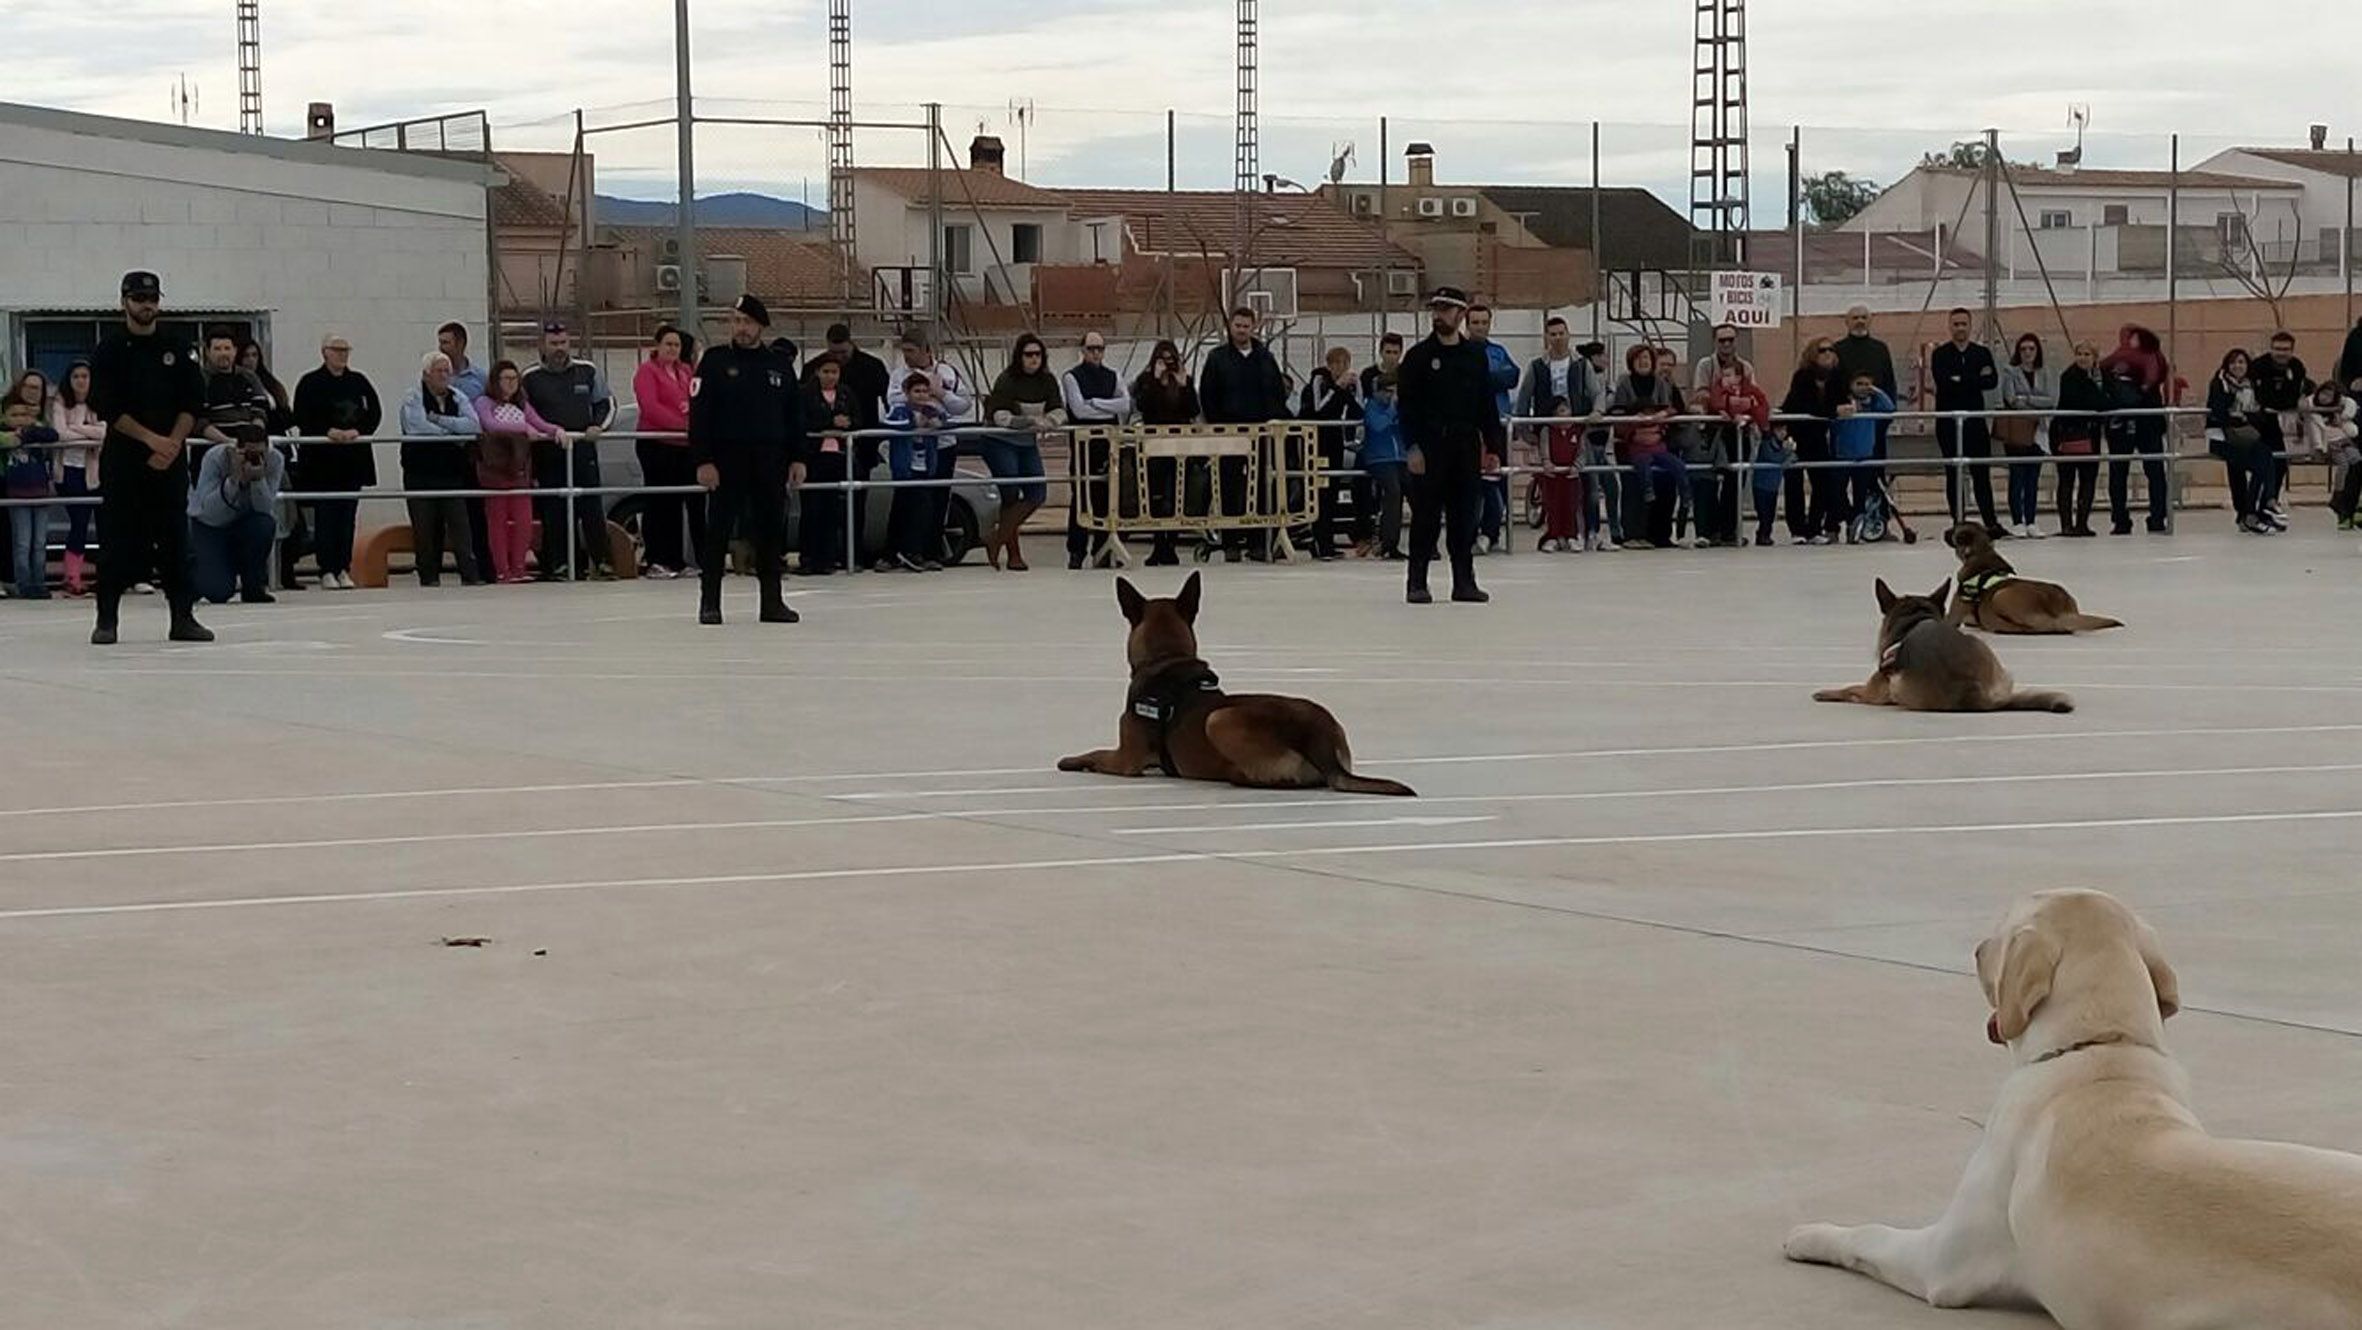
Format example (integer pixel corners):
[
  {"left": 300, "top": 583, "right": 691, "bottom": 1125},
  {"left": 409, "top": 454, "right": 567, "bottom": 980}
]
[
  {"left": 405, "top": 496, "right": 481, "bottom": 585},
  {"left": 95, "top": 466, "right": 191, "bottom": 620},
  {"left": 2107, "top": 418, "right": 2170, "bottom": 529},
  {"left": 801, "top": 451, "right": 850, "bottom": 571},
  {"left": 638, "top": 440, "right": 706, "bottom": 570},
  {"left": 1407, "top": 445, "right": 1481, "bottom": 589},
  {"left": 2056, "top": 457, "right": 2098, "bottom": 531},
  {"left": 701, "top": 462, "right": 787, "bottom": 606},
  {"left": 1936, "top": 416, "right": 2000, "bottom": 529}
]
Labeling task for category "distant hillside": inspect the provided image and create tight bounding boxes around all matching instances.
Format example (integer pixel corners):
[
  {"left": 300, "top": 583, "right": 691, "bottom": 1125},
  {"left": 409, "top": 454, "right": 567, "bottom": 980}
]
[{"left": 597, "top": 193, "right": 824, "bottom": 229}]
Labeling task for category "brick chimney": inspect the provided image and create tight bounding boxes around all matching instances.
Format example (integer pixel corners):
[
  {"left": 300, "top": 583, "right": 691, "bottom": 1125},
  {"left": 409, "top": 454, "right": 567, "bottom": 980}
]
[
  {"left": 1405, "top": 141, "right": 1436, "bottom": 188},
  {"left": 970, "top": 134, "right": 1007, "bottom": 176}
]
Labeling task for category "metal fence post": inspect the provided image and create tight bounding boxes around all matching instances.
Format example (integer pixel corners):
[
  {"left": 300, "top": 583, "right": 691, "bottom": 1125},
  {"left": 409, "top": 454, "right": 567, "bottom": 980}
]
[
  {"left": 563, "top": 434, "right": 578, "bottom": 581},
  {"left": 844, "top": 459, "right": 861, "bottom": 573}
]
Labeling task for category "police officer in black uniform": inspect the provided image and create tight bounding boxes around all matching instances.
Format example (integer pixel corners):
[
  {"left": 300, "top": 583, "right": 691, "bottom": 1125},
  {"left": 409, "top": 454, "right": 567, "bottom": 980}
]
[
  {"left": 90, "top": 270, "right": 211, "bottom": 645},
  {"left": 1397, "top": 286, "right": 1501, "bottom": 605},
  {"left": 692, "top": 294, "right": 806, "bottom": 625}
]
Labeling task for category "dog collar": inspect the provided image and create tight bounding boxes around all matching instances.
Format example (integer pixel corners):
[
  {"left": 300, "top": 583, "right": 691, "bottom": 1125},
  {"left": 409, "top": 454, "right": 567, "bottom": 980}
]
[{"left": 2031, "top": 1032, "right": 2140, "bottom": 1064}]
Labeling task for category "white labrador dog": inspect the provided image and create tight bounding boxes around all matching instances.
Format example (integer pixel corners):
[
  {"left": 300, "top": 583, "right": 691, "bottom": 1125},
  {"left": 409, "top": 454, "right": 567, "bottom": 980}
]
[{"left": 1785, "top": 889, "right": 2362, "bottom": 1328}]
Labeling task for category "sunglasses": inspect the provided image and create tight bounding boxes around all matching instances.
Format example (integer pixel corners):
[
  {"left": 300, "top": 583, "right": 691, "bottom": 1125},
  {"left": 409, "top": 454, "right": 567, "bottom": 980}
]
[{"left": 1715, "top": 337, "right": 1737, "bottom": 346}]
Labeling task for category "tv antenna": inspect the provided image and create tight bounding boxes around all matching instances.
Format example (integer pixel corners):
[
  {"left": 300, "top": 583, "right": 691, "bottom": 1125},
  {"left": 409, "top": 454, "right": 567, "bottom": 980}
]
[
  {"left": 2059, "top": 105, "right": 2090, "bottom": 168},
  {"left": 169, "top": 74, "right": 200, "bottom": 125},
  {"left": 1326, "top": 141, "right": 1355, "bottom": 186},
  {"left": 1006, "top": 97, "right": 1035, "bottom": 178}
]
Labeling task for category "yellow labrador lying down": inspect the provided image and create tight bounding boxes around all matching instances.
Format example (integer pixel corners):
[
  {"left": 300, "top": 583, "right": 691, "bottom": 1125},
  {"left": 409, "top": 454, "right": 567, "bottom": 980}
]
[{"left": 1785, "top": 890, "right": 2362, "bottom": 1328}]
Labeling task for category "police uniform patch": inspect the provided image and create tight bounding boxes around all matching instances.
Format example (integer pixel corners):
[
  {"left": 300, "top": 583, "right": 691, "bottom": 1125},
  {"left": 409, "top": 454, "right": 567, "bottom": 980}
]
[
  {"left": 726, "top": 367, "right": 740, "bottom": 378},
  {"left": 1430, "top": 357, "right": 1441, "bottom": 371},
  {"left": 689, "top": 377, "right": 701, "bottom": 397},
  {"left": 162, "top": 352, "right": 176, "bottom": 366}
]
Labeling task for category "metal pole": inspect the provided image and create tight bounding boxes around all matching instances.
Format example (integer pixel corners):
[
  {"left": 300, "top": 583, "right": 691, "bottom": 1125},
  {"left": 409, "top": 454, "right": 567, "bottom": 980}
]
[
  {"left": 1788, "top": 125, "right": 1802, "bottom": 370},
  {"left": 1981, "top": 127, "right": 2001, "bottom": 344},
  {"left": 1590, "top": 121, "right": 1604, "bottom": 346},
  {"left": 563, "top": 435, "right": 579, "bottom": 581},
  {"left": 672, "top": 0, "right": 699, "bottom": 339},
  {"left": 2345, "top": 137, "right": 2355, "bottom": 344},
  {"left": 925, "top": 103, "right": 943, "bottom": 332},
  {"left": 845, "top": 472, "right": 860, "bottom": 573},
  {"left": 1166, "top": 109, "right": 1176, "bottom": 193},
  {"left": 1379, "top": 114, "right": 1389, "bottom": 336},
  {"left": 2166, "top": 134, "right": 2181, "bottom": 533}
]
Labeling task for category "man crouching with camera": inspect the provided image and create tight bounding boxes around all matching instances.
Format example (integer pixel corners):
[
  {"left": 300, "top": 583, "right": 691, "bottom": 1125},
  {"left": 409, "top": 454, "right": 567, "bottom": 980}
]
[{"left": 187, "top": 432, "right": 284, "bottom": 605}]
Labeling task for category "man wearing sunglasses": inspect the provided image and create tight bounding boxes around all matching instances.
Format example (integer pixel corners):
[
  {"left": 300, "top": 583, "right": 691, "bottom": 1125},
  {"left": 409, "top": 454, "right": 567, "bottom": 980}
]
[{"left": 89, "top": 270, "right": 210, "bottom": 645}]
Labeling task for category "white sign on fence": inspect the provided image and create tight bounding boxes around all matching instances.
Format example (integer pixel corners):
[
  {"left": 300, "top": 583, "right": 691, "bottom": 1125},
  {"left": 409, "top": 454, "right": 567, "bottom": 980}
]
[{"left": 1707, "top": 271, "right": 1784, "bottom": 328}]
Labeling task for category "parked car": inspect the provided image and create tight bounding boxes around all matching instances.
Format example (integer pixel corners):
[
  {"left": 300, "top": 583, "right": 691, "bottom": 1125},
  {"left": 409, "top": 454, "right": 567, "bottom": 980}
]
[{"left": 595, "top": 405, "right": 1000, "bottom": 567}]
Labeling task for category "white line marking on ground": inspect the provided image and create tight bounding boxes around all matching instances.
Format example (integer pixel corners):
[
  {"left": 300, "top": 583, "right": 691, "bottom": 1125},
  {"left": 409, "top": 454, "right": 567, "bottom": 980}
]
[
  {"left": 22, "top": 760, "right": 2349, "bottom": 862},
  {"left": 12, "top": 724, "right": 2361, "bottom": 819},
  {"left": 1110, "top": 815, "right": 1495, "bottom": 835},
  {"left": 9, "top": 808, "right": 2361, "bottom": 922}
]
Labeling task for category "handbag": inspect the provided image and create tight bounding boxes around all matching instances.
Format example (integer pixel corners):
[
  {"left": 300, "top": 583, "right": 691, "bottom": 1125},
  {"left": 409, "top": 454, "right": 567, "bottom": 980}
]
[{"left": 1993, "top": 414, "right": 2040, "bottom": 452}]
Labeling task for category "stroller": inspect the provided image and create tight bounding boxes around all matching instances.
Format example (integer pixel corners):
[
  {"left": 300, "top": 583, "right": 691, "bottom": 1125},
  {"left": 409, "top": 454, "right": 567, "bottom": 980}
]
[{"left": 1850, "top": 468, "right": 1919, "bottom": 545}]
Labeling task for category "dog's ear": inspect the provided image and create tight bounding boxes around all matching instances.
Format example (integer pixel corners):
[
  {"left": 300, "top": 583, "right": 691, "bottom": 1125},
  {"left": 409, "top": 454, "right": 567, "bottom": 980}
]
[
  {"left": 1175, "top": 570, "right": 1203, "bottom": 623},
  {"left": 1929, "top": 579, "right": 1952, "bottom": 613},
  {"left": 2136, "top": 921, "right": 2181, "bottom": 1021},
  {"left": 1992, "top": 924, "right": 2061, "bottom": 1044},
  {"left": 1874, "top": 578, "right": 1898, "bottom": 613},
  {"left": 1115, "top": 577, "right": 1146, "bottom": 625}
]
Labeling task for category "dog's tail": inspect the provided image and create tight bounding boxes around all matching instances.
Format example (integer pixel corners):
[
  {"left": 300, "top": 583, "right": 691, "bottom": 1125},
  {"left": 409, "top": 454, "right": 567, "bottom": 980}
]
[
  {"left": 1309, "top": 728, "right": 1417, "bottom": 797},
  {"left": 1330, "top": 771, "right": 1419, "bottom": 797},
  {"left": 2005, "top": 689, "right": 2076, "bottom": 714},
  {"left": 2058, "top": 612, "right": 2123, "bottom": 632}
]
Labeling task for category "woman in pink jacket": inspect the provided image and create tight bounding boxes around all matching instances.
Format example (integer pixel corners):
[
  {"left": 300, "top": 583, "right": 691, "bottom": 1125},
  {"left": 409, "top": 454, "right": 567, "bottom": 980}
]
[
  {"left": 474, "top": 360, "right": 562, "bottom": 584},
  {"left": 48, "top": 362, "right": 106, "bottom": 596},
  {"left": 632, "top": 325, "right": 700, "bottom": 578}
]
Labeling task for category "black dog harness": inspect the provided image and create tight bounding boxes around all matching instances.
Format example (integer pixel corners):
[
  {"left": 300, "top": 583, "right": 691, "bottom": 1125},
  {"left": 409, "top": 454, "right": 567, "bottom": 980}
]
[{"left": 1127, "top": 657, "right": 1224, "bottom": 774}]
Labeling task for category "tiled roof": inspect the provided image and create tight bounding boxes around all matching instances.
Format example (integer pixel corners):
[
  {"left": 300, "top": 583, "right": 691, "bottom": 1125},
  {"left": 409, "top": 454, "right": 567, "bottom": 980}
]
[
  {"left": 854, "top": 167, "right": 1068, "bottom": 209},
  {"left": 1919, "top": 164, "right": 2296, "bottom": 191},
  {"left": 2234, "top": 148, "right": 2362, "bottom": 179},
  {"left": 491, "top": 172, "right": 570, "bottom": 230},
  {"left": 1053, "top": 189, "right": 1416, "bottom": 270},
  {"left": 607, "top": 225, "right": 852, "bottom": 306},
  {"left": 1474, "top": 186, "right": 1696, "bottom": 271}
]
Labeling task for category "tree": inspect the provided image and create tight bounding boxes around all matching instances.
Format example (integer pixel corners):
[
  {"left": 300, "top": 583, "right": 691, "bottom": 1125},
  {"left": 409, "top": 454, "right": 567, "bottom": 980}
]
[{"left": 1801, "top": 171, "right": 1881, "bottom": 227}]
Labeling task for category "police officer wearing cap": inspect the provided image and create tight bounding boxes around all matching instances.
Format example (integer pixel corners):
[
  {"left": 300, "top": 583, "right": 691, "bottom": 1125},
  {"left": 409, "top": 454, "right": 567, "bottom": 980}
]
[
  {"left": 1396, "top": 285, "right": 1501, "bottom": 604},
  {"left": 89, "top": 271, "right": 211, "bottom": 645},
  {"left": 692, "top": 293, "right": 807, "bottom": 625}
]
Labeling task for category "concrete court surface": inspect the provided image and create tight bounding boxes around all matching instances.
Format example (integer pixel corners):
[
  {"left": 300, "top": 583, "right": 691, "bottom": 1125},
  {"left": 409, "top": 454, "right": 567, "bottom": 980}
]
[{"left": 3, "top": 529, "right": 2360, "bottom": 1330}]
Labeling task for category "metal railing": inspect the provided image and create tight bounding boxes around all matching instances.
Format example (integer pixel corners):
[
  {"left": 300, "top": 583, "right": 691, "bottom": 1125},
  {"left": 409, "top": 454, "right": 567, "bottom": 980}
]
[{"left": 2, "top": 406, "right": 2340, "bottom": 578}]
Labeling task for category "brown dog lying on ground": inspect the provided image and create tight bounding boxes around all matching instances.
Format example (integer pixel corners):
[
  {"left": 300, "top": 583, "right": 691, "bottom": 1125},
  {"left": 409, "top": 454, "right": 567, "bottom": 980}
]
[
  {"left": 1058, "top": 573, "right": 1416, "bottom": 795},
  {"left": 1814, "top": 579, "right": 2075, "bottom": 713},
  {"left": 1787, "top": 890, "right": 2362, "bottom": 1327},
  {"left": 1944, "top": 524, "right": 2123, "bottom": 634}
]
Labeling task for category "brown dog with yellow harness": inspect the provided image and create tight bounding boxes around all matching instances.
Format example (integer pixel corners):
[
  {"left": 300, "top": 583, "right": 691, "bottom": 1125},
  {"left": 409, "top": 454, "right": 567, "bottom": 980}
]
[
  {"left": 1058, "top": 573, "right": 1416, "bottom": 795},
  {"left": 1945, "top": 524, "right": 2123, "bottom": 635}
]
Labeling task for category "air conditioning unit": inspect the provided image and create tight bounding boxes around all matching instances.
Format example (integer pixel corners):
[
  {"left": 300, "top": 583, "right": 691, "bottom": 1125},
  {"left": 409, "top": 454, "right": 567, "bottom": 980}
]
[
  {"left": 1416, "top": 197, "right": 1444, "bottom": 219},
  {"left": 657, "top": 237, "right": 682, "bottom": 264},
  {"left": 1450, "top": 197, "right": 1479, "bottom": 218},
  {"left": 1351, "top": 194, "right": 1376, "bottom": 216},
  {"left": 1387, "top": 270, "right": 1418, "bottom": 295},
  {"left": 655, "top": 264, "right": 683, "bottom": 292}
]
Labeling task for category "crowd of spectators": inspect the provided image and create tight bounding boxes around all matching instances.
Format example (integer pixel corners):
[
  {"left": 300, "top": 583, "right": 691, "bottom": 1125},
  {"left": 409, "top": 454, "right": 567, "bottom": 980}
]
[{"left": 15, "top": 292, "right": 2362, "bottom": 614}]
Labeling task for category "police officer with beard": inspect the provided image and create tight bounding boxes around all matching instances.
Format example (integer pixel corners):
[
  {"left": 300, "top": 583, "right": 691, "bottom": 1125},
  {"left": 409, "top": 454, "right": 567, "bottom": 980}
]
[
  {"left": 693, "top": 294, "right": 806, "bottom": 625},
  {"left": 90, "top": 270, "right": 210, "bottom": 645},
  {"left": 1397, "top": 286, "right": 1501, "bottom": 604}
]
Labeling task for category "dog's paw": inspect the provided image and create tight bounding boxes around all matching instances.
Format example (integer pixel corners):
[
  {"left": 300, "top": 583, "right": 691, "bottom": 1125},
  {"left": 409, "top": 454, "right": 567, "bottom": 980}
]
[
  {"left": 1056, "top": 754, "right": 1093, "bottom": 772},
  {"left": 1811, "top": 688, "right": 1848, "bottom": 703},
  {"left": 1783, "top": 1223, "right": 1845, "bottom": 1264}
]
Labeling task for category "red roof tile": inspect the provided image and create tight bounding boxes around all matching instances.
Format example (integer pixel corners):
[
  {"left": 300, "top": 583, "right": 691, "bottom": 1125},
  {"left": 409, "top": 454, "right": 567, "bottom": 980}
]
[{"left": 1053, "top": 189, "right": 1416, "bottom": 270}]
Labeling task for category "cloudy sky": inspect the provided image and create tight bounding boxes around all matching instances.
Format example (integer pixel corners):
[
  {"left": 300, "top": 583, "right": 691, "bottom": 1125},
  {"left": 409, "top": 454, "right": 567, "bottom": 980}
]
[{"left": 13, "top": 0, "right": 2362, "bottom": 211}]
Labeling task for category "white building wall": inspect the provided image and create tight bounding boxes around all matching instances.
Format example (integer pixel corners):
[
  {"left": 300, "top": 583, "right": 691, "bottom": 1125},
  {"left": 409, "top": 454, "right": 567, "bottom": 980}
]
[{"left": 0, "top": 109, "right": 490, "bottom": 400}]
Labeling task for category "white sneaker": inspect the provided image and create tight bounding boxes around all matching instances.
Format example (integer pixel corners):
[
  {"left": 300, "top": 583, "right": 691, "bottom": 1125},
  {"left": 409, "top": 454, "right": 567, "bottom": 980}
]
[
  {"left": 2022, "top": 524, "right": 2046, "bottom": 540},
  {"left": 334, "top": 571, "right": 356, "bottom": 590}
]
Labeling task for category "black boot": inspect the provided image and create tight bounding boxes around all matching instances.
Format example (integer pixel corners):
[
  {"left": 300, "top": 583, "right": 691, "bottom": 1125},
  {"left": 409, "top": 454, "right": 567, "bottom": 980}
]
[
  {"left": 168, "top": 607, "right": 215, "bottom": 643},
  {"left": 758, "top": 580, "right": 798, "bottom": 624},
  {"left": 1406, "top": 561, "right": 1433, "bottom": 605},
  {"left": 1450, "top": 558, "right": 1488, "bottom": 603},
  {"left": 699, "top": 572, "right": 724, "bottom": 625}
]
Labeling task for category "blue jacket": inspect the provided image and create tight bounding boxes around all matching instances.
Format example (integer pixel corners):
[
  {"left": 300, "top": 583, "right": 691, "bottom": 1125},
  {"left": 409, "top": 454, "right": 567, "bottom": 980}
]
[
  {"left": 1360, "top": 392, "right": 1405, "bottom": 466},
  {"left": 1832, "top": 389, "right": 1893, "bottom": 461},
  {"left": 879, "top": 401, "right": 946, "bottom": 479},
  {"left": 1480, "top": 340, "right": 1519, "bottom": 418}
]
